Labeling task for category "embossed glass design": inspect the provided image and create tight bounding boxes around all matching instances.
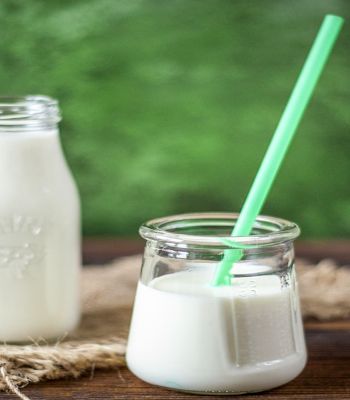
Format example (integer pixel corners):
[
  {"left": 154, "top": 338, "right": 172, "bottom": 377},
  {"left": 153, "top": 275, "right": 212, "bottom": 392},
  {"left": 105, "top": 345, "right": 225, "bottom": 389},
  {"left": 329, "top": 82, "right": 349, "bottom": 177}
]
[
  {"left": 0, "top": 95, "right": 81, "bottom": 342},
  {"left": 127, "top": 213, "right": 307, "bottom": 394}
]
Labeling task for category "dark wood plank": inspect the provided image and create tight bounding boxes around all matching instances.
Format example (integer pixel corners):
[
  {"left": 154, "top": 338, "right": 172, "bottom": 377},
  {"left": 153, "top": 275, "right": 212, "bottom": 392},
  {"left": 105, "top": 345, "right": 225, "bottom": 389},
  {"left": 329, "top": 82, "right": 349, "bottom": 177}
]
[
  {"left": 1, "top": 327, "right": 349, "bottom": 399},
  {"left": 83, "top": 237, "right": 144, "bottom": 264},
  {"left": 82, "top": 238, "right": 350, "bottom": 264},
  {"left": 295, "top": 240, "right": 350, "bottom": 264}
]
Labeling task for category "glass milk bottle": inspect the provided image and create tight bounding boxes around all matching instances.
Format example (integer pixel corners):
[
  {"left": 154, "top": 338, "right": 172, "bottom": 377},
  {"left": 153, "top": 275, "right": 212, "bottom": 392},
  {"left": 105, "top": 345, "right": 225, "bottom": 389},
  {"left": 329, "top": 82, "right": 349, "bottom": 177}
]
[
  {"left": 127, "top": 212, "right": 307, "bottom": 395},
  {"left": 0, "top": 95, "right": 81, "bottom": 342}
]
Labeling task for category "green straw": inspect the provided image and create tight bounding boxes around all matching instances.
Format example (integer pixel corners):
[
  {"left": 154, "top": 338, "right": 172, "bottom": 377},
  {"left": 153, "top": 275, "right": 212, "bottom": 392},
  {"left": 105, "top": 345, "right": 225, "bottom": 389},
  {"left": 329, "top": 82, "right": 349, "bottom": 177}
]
[{"left": 213, "top": 14, "right": 344, "bottom": 286}]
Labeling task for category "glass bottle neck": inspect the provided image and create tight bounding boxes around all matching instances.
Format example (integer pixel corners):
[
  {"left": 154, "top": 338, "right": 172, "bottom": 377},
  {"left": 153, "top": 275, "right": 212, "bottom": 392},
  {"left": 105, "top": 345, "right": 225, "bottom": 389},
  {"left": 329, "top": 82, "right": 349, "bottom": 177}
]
[
  {"left": 0, "top": 96, "right": 64, "bottom": 172},
  {"left": 0, "top": 128, "right": 66, "bottom": 180},
  {"left": 0, "top": 95, "right": 61, "bottom": 132}
]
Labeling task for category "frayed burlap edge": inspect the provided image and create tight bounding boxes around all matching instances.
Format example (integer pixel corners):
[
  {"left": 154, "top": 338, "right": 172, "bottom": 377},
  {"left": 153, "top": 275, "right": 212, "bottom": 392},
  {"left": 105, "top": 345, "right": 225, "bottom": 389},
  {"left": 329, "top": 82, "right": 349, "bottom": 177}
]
[{"left": 0, "top": 337, "right": 126, "bottom": 398}]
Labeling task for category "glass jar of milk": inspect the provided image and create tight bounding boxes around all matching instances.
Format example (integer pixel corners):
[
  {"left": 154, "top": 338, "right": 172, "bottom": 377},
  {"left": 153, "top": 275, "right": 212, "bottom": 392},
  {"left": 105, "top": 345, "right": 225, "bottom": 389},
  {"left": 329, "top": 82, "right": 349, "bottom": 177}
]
[
  {"left": 0, "top": 96, "right": 80, "bottom": 342},
  {"left": 127, "top": 212, "right": 307, "bottom": 394}
]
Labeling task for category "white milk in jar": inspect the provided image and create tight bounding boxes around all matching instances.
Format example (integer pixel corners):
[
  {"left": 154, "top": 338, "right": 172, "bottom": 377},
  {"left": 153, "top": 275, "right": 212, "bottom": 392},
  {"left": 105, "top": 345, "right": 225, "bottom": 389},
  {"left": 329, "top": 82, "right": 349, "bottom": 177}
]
[
  {"left": 127, "top": 270, "right": 306, "bottom": 394},
  {"left": 0, "top": 96, "right": 80, "bottom": 342}
]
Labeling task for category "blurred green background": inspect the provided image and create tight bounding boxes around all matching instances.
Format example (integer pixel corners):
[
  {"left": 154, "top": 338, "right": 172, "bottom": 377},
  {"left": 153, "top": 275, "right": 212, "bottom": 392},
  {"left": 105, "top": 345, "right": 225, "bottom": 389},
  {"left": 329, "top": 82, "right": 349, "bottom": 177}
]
[{"left": 0, "top": 0, "right": 349, "bottom": 238}]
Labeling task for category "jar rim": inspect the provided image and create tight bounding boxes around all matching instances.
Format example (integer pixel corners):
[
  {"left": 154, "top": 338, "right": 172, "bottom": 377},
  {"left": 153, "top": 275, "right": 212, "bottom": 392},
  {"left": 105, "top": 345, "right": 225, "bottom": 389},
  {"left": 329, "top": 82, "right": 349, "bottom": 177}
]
[
  {"left": 140, "top": 212, "right": 300, "bottom": 248},
  {"left": 0, "top": 95, "right": 61, "bottom": 129}
]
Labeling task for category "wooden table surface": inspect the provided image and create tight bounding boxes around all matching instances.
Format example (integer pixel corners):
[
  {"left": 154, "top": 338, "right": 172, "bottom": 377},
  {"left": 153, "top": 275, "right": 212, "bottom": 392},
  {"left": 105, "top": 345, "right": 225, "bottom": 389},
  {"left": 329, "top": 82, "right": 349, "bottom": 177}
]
[{"left": 1, "top": 239, "right": 350, "bottom": 400}]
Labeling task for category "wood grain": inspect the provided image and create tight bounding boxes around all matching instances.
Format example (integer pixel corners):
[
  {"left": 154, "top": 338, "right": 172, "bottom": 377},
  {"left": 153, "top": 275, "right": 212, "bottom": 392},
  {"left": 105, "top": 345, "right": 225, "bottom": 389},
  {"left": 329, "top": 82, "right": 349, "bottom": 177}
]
[
  {"left": 82, "top": 238, "right": 350, "bottom": 264},
  {"left": 2, "top": 328, "right": 348, "bottom": 400},
  {"left": 0, "top": 239, "right": 349, "bottom": 399}
]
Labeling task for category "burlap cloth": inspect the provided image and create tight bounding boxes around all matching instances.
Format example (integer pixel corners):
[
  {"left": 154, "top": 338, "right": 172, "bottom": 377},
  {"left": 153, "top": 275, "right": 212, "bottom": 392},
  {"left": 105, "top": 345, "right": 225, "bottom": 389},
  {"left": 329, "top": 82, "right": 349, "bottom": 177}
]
[{"left": 0, "top": 256, "right": 350, "bottom": 398}]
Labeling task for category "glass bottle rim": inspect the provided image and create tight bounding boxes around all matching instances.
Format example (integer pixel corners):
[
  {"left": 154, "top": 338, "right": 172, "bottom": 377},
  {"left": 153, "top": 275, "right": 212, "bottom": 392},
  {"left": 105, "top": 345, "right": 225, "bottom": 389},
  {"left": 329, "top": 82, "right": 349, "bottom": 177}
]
[
  {"left": 0, "top": 95, "right": 61, "bottom": 130},
  {"left": 140, "top": 212, "right": 300, "bottom": 248}
]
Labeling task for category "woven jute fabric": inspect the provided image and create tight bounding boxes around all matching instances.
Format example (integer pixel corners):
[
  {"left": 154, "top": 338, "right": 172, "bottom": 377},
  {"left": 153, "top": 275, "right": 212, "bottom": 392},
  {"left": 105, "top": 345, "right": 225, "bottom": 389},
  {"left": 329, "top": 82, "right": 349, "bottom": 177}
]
[{"left": 0, "top": 256, "right": 350, "bottom": 397}]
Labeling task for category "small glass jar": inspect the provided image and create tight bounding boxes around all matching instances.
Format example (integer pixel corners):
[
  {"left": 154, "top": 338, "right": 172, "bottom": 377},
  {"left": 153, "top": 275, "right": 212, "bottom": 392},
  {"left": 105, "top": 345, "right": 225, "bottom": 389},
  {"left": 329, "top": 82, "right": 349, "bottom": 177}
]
[
  {"left": 0, "top": 95, "right": 81, "bottom": 342},
  {"left": 127, "top": 212, "right": 307, "bottom": 395}
]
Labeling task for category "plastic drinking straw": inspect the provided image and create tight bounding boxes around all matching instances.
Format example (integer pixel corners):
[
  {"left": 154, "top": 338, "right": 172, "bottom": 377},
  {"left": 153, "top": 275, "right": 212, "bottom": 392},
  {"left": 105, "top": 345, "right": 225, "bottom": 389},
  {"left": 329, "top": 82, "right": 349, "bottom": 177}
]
[{"left": 213, "top": 14, "right": 344, "bottom": 286}]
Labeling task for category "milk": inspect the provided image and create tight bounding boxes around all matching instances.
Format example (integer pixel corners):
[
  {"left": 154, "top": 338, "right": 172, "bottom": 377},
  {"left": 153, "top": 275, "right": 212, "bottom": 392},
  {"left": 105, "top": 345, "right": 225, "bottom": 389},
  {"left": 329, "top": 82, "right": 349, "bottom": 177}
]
[
  {"left": 127, "top": 269, "right": 306, "bottom": 394},
  {"left": 0, "top": 128, "right": 80, "bottom": 342}
]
